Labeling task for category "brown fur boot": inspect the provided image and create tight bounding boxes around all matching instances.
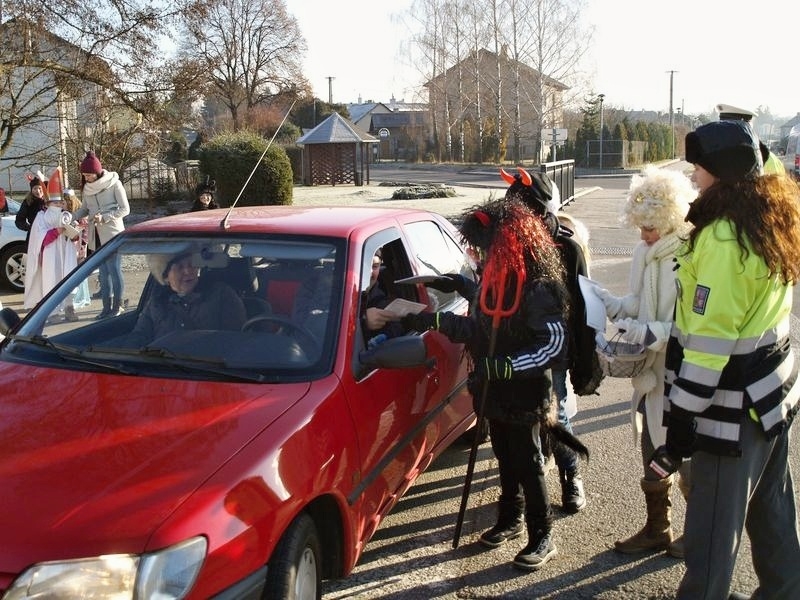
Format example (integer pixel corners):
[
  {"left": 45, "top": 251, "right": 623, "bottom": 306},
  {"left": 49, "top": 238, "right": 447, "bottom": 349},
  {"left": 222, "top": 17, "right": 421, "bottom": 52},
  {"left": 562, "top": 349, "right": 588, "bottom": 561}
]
[{"left": 614, "top": 477, "right": 673, "bottom": 554}]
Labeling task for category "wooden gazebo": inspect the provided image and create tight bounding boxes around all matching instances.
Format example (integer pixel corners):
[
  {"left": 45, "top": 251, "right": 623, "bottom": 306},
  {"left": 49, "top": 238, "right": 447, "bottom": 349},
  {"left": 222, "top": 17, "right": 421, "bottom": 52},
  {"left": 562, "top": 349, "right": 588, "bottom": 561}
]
[{"left": 296, "top": 112, "right": 378, "bottom": 186}]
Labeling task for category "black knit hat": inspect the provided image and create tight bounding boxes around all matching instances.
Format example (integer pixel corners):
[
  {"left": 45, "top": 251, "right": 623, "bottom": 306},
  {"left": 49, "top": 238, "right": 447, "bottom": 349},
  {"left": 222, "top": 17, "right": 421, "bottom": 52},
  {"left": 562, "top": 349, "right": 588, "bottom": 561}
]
[
  {"left": 195, "top": 177, "right": 216, "bottom": 197},
  {"left": 685, "top": 120, "right": 762, "bottom": 183}
]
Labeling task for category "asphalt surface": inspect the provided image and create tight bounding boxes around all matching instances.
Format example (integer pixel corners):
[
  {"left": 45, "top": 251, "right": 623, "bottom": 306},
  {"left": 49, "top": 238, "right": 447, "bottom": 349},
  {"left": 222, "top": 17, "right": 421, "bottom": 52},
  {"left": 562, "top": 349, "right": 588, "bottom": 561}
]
[{"left": 316, "top": 170, "right": 800, "bottom": 600}]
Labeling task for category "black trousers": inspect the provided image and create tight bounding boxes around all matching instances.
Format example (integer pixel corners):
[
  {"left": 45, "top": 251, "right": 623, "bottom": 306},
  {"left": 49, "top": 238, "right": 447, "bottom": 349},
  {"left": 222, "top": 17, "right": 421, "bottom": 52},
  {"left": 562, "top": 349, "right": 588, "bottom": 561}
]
[{"left": 489, "top": 418, "right": 552, "bottom": 528}]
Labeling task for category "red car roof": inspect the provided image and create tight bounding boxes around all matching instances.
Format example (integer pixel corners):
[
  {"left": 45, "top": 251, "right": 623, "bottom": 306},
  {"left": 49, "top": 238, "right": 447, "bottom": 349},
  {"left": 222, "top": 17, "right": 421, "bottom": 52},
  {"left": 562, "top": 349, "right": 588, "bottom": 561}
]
[{"left": 127, "top": 205, "right": 437, "bottom": 237}]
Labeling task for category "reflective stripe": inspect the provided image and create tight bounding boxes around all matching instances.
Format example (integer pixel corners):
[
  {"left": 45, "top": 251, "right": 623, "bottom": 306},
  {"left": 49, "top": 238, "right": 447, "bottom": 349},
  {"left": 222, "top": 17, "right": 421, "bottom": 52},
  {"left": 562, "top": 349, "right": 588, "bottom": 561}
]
[
  {"left": 747, "top": 350, "right": 794, "bottom": 403},
  {"left": 757, "top": 358, "right": 800, "bottom": 433},
  {"left": 679, "top": 332, "right": 737, "bottom": 356},
  {"left": 679, "top": 360, "right": 721, "bottom": 387},
  {"left": 676, "top": 321, "right": 789, "bottom": 355},
  {"left": 696, "top": 414, "right": 740, "bottom": 442}
]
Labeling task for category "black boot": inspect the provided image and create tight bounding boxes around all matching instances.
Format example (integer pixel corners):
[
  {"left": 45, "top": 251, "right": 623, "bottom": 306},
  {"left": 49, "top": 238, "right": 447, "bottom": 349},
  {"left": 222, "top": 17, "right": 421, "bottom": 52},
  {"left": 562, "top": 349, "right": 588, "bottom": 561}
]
[
  {"left": 95, "top": 297, "right": 112, "bottom": 320},
  {"left": 478, "top": 497, "right": 524, "bottom": 548},
  {"left": 108, "top": 297, "right": 124, "bottom": 317},
  {"left": 513, "top": 518, "right": 557, "bottom": 571},
  {"left": 560, "top": 467, "right": 586, "bottom": 513}
]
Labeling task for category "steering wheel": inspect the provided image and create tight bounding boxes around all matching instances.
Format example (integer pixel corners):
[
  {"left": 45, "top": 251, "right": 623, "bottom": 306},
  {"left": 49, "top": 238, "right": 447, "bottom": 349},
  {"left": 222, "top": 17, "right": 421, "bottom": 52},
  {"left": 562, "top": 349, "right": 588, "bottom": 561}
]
[{"left": 241, "top": 314, "right": 321, "bottom": 355}]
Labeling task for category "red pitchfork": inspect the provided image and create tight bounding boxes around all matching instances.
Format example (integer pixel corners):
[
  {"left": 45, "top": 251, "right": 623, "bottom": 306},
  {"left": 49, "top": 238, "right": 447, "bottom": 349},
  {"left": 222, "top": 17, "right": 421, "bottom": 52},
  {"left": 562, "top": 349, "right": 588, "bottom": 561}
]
[{"left": 452, "top": 262, "right": 524, "bottom": 548}]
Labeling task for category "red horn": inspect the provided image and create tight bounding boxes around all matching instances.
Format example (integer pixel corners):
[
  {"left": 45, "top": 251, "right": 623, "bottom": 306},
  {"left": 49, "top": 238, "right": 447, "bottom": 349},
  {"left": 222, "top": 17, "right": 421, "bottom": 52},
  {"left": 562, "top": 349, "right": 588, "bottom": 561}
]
[
  {"left": 473, "top": 210, "right": 490, "bottom": 227},
  {"left": 500, "top": 168, "right": 516, "bottom": 185},
  {"left": 518, "top": 167, "right": 532, "bottom": 187}
]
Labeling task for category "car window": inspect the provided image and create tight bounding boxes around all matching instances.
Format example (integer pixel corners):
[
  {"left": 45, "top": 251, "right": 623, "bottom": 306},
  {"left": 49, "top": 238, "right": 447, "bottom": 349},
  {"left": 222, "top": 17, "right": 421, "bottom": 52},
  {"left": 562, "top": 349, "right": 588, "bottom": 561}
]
[
  {"left": 5, "top": 233, "right": 344, "bottom": 382},
  {"left": 403, "top": 220, "right": 475, "bottom": 311}
]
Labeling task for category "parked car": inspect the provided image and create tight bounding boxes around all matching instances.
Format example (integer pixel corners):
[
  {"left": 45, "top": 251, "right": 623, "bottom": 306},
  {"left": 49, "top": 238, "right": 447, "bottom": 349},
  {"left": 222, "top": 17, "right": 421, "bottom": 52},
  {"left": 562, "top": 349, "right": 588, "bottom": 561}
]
[
  {"left": 0, "top": 205, "right": 477, "bottom": 599},
  {"left": 0, "top": 197, "right": 27, "bottom": 292}
]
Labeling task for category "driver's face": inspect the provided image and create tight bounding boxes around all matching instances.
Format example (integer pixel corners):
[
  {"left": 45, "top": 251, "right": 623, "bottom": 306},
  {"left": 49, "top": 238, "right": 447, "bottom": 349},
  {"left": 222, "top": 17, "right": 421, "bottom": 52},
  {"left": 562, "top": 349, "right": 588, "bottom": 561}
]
[{"left": 166, "top": 256, "right": 200, "bottom": 295}]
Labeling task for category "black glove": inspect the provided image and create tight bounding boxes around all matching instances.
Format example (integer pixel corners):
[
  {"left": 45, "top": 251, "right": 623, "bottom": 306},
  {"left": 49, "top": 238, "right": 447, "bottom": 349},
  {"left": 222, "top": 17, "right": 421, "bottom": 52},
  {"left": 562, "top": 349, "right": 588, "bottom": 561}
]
[
  {"left": 401, "top": 312, "right": 438, "bottom": 332},
  {"left": 425, "top": 273, "right": 467, "bottom": 294},
  {"left": 665, "top": 406, "right": 697, "bottom": 458},
  {"left": 473, "top": 356, "right": 514, "bottom": 381},
  {"left": 648, "top": 406, "right": 697, "bottom": 479}
]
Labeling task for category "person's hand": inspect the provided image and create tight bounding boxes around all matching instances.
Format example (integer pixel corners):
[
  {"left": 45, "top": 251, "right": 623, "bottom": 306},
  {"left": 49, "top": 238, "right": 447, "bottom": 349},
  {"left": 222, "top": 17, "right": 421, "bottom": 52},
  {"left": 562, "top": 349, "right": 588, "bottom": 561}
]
[
  {"left": 401, "top": 312, "right": 438, "bottom": 332},
  {"left": 614, "top": 318, "right": 648, "bottom": 346},
  {"left": 93, "top": 213, "right": 103, "bottom": 224},
  {"left": 472, "top": 356, "right": 513, "bottom": 381},
  {"left": 425, "top": 274, "right": 467, "bottom": 294},
  {"left": 364, "top": 307, "right": 398, "bottom": 331},
  {"left": 596, "top": 287, "right": 623, "bottom": 318}
]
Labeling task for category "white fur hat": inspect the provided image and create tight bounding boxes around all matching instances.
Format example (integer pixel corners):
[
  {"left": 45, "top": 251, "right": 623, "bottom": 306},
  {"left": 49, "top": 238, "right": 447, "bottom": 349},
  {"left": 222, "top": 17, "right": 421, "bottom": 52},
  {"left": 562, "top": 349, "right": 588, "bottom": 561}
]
[
  {"left": 148, "top": 252, "right": 190, "bottom": 285},
  {"left": 621, "top": 165, "right": 696, "bottom": 234}
]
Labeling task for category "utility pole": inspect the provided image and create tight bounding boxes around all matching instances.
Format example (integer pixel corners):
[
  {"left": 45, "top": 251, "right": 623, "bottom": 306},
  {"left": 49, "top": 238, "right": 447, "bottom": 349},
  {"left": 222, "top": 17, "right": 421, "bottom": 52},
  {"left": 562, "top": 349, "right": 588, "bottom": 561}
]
[
  {"left": 326, "top": 77, "right": 335, "bottom": 105},
  {"left": 667, "top": 70, "right": 677, "bottom": 159},
  {"left": 598, "top": 93, "right": 605, "bottom": 170}
]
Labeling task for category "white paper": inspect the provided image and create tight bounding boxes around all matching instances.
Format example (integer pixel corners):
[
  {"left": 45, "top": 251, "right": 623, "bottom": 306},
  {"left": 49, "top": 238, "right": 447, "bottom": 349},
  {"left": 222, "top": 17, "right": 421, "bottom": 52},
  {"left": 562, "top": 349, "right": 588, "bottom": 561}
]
[
  {"left": 383, "top": 298, "right": 427, "bottom": 317},
  {"left": 578, "top": 274, "right": 608, "bottom": 333}
]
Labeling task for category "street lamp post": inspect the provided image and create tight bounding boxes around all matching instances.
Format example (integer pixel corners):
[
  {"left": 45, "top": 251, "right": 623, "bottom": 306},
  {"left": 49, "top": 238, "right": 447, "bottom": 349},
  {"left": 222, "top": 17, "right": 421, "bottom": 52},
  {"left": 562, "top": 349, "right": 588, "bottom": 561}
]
[{"left": 598, "top": 93, "right": 605, "bottom": 170}]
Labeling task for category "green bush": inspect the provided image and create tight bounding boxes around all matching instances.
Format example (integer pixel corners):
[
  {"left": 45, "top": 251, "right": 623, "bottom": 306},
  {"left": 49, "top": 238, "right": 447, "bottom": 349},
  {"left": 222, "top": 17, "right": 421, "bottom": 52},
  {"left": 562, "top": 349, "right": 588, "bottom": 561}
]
[{"left": 199, "top": 130, "right": 293, "bottom": 206}]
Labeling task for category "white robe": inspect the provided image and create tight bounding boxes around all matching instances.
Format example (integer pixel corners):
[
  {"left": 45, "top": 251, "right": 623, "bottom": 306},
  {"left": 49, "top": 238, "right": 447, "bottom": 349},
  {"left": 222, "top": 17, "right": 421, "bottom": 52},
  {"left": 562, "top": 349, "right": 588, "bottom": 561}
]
[
  {"left": 606, "top": 230, "right": 684, "bottom": 449},
  {"left": 24, "top": 207, "right": 78, "bottom": 309}
]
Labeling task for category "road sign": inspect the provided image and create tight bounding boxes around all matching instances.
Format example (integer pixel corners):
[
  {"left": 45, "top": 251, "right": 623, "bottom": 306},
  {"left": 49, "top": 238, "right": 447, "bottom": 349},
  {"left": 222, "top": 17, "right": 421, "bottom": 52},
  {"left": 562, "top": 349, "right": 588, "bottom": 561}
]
[{"left": 545, "top": 128, "right": 568, "bottom": 142}]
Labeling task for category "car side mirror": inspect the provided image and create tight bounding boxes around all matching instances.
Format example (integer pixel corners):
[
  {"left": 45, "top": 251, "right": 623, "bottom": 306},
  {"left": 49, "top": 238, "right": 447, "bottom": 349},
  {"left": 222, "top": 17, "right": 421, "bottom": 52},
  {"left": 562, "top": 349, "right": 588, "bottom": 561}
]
[
  {"left": 0, "top": 307, "right": 22, "bottom": 337},
  {"left": 359, "top": 335, "right": 429, "bottom": 369}
]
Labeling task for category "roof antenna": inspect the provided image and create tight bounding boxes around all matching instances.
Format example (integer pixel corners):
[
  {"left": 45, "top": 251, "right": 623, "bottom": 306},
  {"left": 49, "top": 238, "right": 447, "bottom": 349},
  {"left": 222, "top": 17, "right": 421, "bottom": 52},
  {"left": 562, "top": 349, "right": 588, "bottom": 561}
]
[{"left": 220, "top": 99, "right": 297, "bottom": 229}]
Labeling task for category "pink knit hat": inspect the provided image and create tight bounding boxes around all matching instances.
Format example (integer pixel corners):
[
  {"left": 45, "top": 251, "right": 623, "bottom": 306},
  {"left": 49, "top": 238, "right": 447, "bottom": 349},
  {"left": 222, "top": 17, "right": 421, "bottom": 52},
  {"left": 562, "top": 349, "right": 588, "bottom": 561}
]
[{"left": 80, "top": 151, "right": 103, "bottom": 175}]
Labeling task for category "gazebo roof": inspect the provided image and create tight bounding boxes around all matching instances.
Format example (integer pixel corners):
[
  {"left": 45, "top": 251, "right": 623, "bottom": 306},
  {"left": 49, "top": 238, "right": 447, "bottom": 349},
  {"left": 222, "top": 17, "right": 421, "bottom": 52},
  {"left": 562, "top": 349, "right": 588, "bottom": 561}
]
[{"left": 296, "top": 112, "right": 378, "bottom": 145}]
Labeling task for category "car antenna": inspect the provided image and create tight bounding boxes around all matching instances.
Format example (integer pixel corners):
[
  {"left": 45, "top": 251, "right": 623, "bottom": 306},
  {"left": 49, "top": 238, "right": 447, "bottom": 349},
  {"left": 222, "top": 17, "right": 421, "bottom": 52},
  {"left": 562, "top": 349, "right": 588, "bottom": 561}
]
[{"left": 220, "top": 99, "right": 297, "bottom": 230}]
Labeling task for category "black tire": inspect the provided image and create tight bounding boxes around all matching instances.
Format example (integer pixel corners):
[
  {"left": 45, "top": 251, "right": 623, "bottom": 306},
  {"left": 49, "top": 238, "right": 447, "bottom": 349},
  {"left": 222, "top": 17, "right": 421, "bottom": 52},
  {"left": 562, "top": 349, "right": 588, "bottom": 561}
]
[
  {"left": 263, "top": 512, "right": 321, "bottom": 600},
  {"left": 0, "top": 242, "right": 26, "bottom": 292}
]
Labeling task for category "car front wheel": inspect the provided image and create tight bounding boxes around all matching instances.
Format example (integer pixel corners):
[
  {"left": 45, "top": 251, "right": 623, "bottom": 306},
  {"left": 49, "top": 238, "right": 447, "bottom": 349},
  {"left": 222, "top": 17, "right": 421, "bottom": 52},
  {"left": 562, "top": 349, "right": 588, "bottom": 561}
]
[
  {"left": 0, "top": 243, "right": 26, "bottom": 292},
  {"left": 263, "top": 512, "right": 321, "bottom": 600}
]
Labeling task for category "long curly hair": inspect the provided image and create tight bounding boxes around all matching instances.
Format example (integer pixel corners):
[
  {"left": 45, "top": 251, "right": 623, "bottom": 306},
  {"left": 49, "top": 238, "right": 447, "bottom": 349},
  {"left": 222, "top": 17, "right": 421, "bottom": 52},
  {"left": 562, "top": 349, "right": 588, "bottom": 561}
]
[{"left": 685, "top": 174, "right": 800, "bottom": 285}]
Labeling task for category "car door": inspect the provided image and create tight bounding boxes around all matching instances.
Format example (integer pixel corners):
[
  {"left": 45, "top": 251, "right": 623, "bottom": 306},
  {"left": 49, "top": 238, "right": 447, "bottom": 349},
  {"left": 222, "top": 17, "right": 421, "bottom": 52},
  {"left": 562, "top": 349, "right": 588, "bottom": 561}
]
[{"left": 339, "top": 221, "right": 474, "bottom": 543}]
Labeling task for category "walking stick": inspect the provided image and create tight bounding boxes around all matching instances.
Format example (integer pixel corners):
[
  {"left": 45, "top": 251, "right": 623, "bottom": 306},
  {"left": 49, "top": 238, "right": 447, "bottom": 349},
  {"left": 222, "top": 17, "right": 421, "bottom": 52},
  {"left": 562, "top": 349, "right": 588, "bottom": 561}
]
[{"left": 452, "top": 264, "right": 523, "bottom": 549}]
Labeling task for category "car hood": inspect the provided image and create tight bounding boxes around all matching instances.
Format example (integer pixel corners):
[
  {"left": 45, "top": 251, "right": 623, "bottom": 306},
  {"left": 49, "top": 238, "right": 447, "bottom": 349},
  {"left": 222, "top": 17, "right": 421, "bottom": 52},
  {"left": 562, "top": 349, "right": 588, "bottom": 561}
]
[{"left": 0, "top": 363, "right": 311, "bottom": 572}]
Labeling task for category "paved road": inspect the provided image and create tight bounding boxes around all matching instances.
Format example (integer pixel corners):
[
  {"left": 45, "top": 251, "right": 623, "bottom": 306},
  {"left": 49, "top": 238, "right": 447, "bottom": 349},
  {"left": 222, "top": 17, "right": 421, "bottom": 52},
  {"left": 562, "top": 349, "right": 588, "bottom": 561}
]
[{"left": 318, "top": 169, "right": 800, "bottom": 600}]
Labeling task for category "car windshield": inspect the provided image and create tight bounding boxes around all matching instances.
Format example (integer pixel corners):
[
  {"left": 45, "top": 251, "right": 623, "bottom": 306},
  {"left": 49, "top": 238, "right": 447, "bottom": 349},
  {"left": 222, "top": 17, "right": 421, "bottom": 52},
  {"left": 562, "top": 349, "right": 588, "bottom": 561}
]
[{"left": 2, "top": 233, "right": 344, "bottom": 382}]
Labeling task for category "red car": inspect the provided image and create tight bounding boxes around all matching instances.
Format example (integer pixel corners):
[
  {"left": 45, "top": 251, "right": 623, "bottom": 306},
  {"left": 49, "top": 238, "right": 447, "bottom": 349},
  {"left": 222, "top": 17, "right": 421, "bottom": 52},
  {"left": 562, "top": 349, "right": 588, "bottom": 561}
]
[{"left": 0, "top": 206, "right": 477, "bottom": 599}]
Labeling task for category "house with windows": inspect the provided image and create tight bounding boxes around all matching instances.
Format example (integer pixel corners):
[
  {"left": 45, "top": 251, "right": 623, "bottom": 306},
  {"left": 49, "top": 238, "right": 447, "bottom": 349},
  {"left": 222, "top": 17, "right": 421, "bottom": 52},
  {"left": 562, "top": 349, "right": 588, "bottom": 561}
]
[
  {"left": 0, "top": 19, "right": 114, "bottom": 194},
  {"left": 425, "top": 47, "right": 568, "bottom": 163}
]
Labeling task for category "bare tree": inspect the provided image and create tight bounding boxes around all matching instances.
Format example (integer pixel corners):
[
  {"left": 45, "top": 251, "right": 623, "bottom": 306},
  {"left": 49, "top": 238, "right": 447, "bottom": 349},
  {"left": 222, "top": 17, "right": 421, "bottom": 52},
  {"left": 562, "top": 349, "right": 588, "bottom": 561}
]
[
  {"left": 0, "top": 0, "right": 199, "bottom": 187},
  {"left": 179, "top": 0, "right": 308, "bottom": 131},
  {"left": 403, "top": 0, "right": 590, "bottom": 164}
]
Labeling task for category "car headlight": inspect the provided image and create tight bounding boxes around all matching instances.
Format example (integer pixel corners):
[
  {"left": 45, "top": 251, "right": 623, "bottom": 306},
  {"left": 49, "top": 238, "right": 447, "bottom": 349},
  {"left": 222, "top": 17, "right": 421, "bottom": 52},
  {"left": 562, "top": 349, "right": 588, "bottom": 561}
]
[{"left": 4, "top": 537, "right": 207, "bottom": 600}]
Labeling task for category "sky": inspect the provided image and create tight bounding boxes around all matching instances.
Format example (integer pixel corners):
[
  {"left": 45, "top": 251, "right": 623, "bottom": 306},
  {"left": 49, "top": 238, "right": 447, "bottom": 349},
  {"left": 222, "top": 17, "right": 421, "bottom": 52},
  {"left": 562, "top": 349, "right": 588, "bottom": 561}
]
[{"left": 284, "top": 0, "right": 800, "bottom": 127}]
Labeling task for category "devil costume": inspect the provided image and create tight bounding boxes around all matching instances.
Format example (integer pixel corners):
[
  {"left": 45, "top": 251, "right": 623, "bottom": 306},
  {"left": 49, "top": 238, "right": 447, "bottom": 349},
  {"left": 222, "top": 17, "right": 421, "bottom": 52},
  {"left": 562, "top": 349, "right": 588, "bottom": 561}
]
[{"left": 403, "top": 199, "right": 577, "bottom": 570}]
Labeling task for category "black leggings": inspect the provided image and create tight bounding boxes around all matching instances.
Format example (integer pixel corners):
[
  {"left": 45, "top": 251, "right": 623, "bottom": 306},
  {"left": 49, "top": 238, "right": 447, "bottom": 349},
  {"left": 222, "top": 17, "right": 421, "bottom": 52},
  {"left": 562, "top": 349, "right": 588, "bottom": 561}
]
[{"left": 489, "top": 419, "right": 551, "bottom": 526}]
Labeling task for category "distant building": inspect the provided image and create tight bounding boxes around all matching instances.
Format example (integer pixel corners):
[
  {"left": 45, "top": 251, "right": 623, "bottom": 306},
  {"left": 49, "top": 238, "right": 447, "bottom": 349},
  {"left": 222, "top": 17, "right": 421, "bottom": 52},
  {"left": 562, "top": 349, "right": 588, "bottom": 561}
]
[
  {"left": 425, "top": 47, "right": 568, "bottom": 163},
  {"left": 0, "top": 19, "right": 112, "bottom": 193}
]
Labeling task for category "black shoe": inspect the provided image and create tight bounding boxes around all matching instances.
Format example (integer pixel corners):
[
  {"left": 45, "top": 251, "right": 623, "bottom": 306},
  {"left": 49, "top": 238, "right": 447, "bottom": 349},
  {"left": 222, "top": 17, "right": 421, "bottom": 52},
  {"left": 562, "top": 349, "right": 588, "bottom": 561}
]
[
  {"left": 561, "top": 469, "right": 586, "bottom": 513},
  {"left": 94, "top": 308, "right": 111, "bottom": 320},
  {"left": 513, "top": 530, "right": 557, "bottom": 570},
  {"left": 478, "top": 520, "right": 524, "bottom": 548}
]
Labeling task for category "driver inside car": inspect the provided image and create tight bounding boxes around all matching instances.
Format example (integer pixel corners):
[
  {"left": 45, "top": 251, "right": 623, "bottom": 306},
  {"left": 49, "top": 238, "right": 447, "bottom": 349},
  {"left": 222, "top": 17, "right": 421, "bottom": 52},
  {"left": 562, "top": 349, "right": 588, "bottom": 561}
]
[{"left": 123, "top": 251, "right": 246, "bottom": 347}]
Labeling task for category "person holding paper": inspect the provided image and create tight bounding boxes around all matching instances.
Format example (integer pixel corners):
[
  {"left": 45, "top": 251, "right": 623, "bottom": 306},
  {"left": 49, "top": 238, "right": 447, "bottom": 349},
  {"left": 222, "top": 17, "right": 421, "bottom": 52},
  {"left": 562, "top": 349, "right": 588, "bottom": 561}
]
[
  {"left": 592, "top": 165, "right": 695, "bottom": 558},
  {"left": 361, "top": 249, "right": 404, "bottom": 343}
]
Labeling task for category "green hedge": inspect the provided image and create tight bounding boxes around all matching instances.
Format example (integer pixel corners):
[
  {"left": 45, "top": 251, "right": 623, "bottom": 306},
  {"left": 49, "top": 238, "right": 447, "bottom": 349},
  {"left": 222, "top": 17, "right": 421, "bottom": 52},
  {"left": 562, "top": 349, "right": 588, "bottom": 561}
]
[{"left": 199, "top": 130, "right": 293, "bottom": 206}]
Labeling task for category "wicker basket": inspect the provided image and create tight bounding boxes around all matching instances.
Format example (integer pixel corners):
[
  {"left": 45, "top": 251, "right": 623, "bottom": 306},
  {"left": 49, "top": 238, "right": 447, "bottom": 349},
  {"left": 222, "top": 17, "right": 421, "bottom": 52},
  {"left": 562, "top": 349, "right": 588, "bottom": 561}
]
[{"left": 595, "top": 332, "right": 647, "bottom": 378}]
